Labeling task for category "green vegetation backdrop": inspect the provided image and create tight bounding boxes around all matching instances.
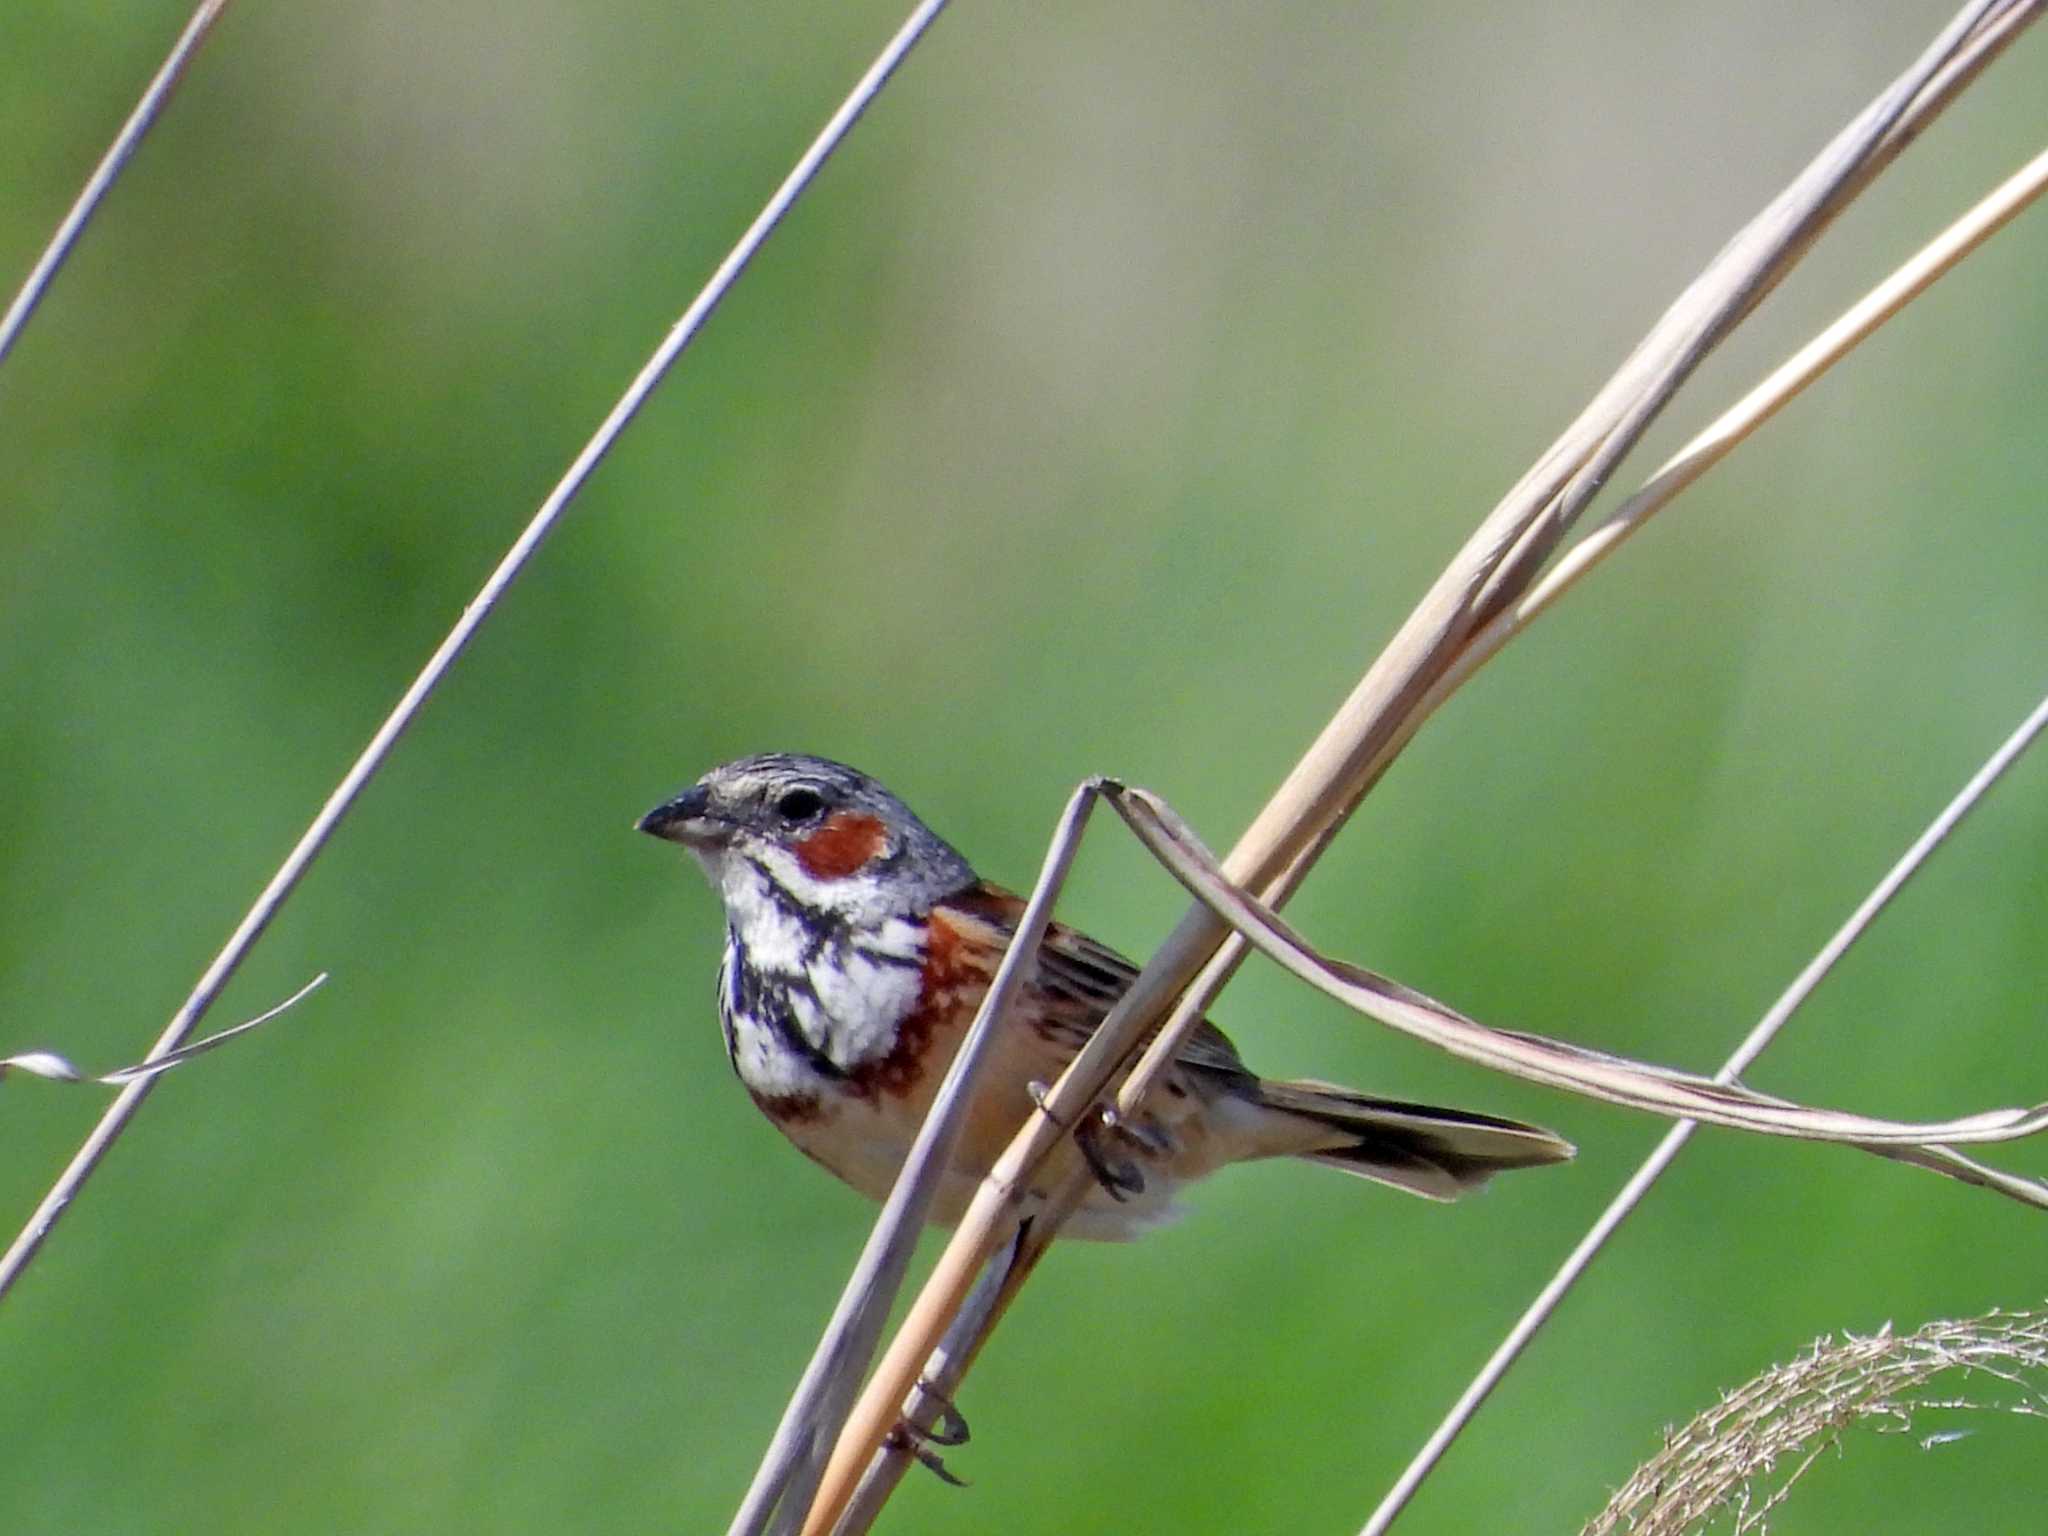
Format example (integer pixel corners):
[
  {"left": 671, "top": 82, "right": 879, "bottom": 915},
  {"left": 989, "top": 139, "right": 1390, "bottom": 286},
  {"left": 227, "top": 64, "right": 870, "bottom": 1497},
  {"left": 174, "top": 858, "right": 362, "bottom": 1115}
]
[{"left": 2, "top": 4, "right": 2044, "bottom": 1531}]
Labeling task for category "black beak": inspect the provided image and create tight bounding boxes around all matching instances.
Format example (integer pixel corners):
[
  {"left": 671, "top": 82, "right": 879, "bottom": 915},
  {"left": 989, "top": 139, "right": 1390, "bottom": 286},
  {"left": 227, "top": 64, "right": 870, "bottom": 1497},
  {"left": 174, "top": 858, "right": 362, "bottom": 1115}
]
[{"left": 636, "top": 784, "right": 715, "bottom": 844}]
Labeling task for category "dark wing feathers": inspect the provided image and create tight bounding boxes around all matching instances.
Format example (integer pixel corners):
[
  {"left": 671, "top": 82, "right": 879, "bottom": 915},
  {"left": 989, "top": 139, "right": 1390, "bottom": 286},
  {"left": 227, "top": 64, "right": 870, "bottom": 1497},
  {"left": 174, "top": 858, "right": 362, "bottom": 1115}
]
[
  {"left": 951, "top": 882, "right": 1249, "bottom": 1078},
  {"left": 1042, "top": 923, "right": 1251, "bottom": 1077}
]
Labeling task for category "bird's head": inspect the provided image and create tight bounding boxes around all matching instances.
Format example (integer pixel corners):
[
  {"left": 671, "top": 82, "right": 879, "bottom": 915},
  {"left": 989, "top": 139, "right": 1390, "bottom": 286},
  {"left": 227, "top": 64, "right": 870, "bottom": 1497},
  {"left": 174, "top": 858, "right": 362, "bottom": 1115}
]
[{"left": 638, "top": 753, "right": 975, "bottom": 931}]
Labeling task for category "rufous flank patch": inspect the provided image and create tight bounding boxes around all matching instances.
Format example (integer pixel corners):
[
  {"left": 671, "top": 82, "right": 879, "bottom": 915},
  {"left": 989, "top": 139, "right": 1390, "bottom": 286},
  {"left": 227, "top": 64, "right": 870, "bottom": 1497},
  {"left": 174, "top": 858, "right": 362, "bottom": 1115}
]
[{"left": 847, "top": 904, "right": 991, "bottom": 1102}]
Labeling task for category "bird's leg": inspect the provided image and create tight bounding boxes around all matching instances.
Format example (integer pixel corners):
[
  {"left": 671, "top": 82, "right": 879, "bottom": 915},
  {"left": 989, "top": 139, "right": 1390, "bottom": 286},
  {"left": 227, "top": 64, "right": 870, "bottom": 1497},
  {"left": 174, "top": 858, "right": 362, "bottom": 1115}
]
[
  {"left": 1030, "top": 1080, "right": 1147, "bottom": 1201},
  {"left": 1100, "top": 1102, "right": 1174, "bottom": 1157},
  {"left": 885, "top": 1423, "right": 969, "bottom": 1488},
  {"left": 884, "top": 1376, "right": 971, "bottom": 1486},
  {"left": 1073, "top": 1110, "right": 1146, "bottom": 1201}
]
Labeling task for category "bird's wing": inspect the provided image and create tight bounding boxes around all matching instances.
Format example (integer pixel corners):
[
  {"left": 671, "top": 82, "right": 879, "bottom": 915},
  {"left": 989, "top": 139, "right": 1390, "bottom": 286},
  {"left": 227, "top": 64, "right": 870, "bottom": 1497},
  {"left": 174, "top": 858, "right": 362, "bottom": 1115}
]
[{"left": 944, "top": 881, "right": 1251, "bottom": 1079}]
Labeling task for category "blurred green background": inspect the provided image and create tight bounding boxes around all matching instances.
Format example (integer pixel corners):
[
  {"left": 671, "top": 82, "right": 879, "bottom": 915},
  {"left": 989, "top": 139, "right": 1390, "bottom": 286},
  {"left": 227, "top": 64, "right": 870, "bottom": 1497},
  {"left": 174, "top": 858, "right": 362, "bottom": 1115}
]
[{"left": 2, "top": 3, "right": 2045, "bottom": 1531}]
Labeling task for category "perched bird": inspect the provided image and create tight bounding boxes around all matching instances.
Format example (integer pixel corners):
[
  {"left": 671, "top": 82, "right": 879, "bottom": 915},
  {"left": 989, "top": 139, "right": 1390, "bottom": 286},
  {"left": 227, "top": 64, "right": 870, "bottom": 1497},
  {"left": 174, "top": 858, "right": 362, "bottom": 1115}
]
[{"left": 639, "top": 753, "right": 1571, "bottom": 1239}]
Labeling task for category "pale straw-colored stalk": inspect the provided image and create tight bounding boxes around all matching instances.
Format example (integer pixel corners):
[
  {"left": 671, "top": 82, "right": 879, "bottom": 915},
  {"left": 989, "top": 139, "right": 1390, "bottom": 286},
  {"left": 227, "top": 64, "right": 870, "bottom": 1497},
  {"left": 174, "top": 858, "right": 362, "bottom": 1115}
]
[
  {"left": 796, "top": 4, "right": 2044, "bottom": 1530},
  {"left": 733, "top": 781, "right": 1109, "bottom": 1536},
  {"left": 1345, "top": 138, "right": 2048, "bottom": 1535}
]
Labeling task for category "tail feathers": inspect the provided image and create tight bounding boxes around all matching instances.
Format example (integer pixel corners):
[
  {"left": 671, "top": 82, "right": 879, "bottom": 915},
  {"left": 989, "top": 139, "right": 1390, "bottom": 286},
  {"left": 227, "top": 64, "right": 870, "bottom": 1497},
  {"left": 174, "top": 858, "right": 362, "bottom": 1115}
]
[{"left": 1255, "top": 1078, "right": 1574, "bottom": 1203}]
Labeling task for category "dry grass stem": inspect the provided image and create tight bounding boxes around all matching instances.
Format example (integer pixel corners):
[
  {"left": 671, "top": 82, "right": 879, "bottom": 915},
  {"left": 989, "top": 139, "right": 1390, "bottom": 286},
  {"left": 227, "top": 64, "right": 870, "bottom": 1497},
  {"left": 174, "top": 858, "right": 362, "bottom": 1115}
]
[
  {"left": 1437, "top": 138, "right": 2048, "bottom": 710},
  {"left": 1113, "top": 0, "right": 2044, "bottom": 1129},
  {"left": 732, "top": 781, "right": 1107, "bottom": 1536},
  {"left": 831, "top": 1227, "right": 1045, "bottom": 1531},
  {"left": 845, "top": 687, "right": 2048, "bottom": 1527},
  {"left": 0, "top": 0, "right": 954, "bottom": 1307},
  {"left": 1583, "top": 1308, "right": 2048, "bottom": 1535},
  {"left": 0, "top": 0, "right": 231, "bottom": 374},
  {"left": 799, "top": 5, "right": 2043, "bottom": 1530},
  {"left": 1358, "top": 687, "right": 2048, "bottom": 1534},
  {"left": 1109, "top": 782, "right": 2048, "bottom": 1160},
  {"left": 0, "top": 974, "right": 326, "bottom": 1088}
]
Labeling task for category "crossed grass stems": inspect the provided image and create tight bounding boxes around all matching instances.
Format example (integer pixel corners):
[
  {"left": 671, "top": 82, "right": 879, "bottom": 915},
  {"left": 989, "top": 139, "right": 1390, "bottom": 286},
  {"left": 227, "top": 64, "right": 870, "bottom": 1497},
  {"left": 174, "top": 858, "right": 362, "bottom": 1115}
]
[{"left": 2, "top": 2, "right": 2046, "bottom": 1534}]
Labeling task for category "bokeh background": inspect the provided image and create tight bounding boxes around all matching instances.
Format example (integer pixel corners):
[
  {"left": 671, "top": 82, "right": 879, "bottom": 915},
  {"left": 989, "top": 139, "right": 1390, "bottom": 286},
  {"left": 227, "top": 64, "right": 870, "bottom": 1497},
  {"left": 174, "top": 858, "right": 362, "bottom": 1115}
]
[{"left": 2, "top": 3, "right": 2045, "bottom": 1531}]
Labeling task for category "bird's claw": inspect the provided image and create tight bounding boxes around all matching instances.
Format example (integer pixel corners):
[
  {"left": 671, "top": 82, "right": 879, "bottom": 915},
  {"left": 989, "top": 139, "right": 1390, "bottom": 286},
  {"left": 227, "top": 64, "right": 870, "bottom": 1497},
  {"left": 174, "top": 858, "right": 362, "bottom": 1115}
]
[
  {"left": 1026, "top": 1078, "right": 1066, "bottom": 1128},
  {"left": 1074, "top": 1114, "right": 1146, "bottom": 1201},
  {"left": 915, "top": 1378, "right": 970, "bottom": 1447},
  {"left": 910, "top": 1442, "right": 968, "bottom": 1487},
  {"left": 888, "top": 1388, "right": 971, "bottom": 1488},
  {"left": 1033, "top": 1084, "right": 1161, "bottom": 1202}
]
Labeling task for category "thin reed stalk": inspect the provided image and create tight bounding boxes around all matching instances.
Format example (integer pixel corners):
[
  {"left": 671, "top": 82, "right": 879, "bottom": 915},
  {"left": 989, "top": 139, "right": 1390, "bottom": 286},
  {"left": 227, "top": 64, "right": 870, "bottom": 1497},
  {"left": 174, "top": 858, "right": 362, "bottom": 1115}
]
[
  {"left": 0, "top": 0, "right": 954, "bottom": 1308},
  {"left": 0, "top": 0, "right": 230, "bottom": 373}
]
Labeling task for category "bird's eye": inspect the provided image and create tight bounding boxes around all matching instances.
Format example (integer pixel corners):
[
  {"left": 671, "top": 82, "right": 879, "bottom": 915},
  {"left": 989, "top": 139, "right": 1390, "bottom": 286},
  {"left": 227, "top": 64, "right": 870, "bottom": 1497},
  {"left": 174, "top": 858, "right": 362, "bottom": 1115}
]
[{"left": 774, "top": 787, "right": 826, "bottom": 823}]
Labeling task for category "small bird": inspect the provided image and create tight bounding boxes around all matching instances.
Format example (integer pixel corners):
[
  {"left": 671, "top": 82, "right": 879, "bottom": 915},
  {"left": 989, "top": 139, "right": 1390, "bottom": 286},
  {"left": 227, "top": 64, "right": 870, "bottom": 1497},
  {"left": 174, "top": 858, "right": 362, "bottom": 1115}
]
[{"left": 639, "top": 754, "right": 1571, "bottom": 1239}]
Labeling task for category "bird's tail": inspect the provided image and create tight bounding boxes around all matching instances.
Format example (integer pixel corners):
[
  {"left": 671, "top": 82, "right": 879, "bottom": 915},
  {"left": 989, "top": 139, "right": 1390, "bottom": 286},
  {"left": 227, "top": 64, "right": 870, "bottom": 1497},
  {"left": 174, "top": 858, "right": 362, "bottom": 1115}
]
[{"left": 1252, "top": 1078, "right": 1574, "bottom": 1202}]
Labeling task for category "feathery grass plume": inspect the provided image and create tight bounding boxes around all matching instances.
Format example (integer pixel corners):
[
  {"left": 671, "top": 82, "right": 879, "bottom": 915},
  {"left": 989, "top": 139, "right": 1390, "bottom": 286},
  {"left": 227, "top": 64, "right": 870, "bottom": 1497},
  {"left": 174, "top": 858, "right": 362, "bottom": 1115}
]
[{"left": 1584, "top": 1307, "right": 2048, "bottom": 1536}]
